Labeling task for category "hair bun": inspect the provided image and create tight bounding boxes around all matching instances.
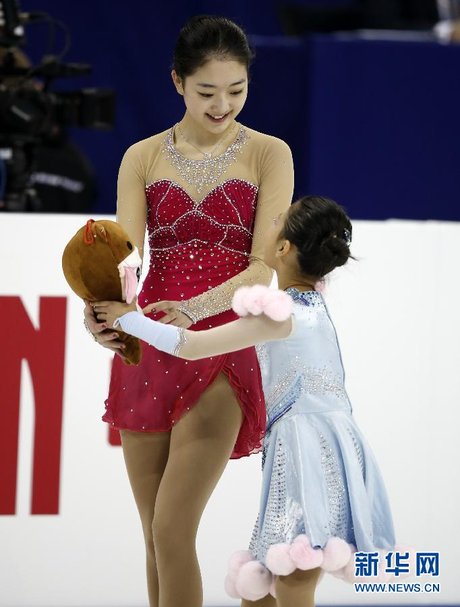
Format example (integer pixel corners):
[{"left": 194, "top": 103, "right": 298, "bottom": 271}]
[
  {"left": 282, "top": 195, "right": 352, "bottom": 278},
  {"left": 320, "top": 234, "right": 349, "bottom": 267}
]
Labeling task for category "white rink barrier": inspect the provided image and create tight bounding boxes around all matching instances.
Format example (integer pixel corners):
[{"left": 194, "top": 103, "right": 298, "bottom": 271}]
[{"left": 1, "top": 214, "right": 459, "bottom": 606}]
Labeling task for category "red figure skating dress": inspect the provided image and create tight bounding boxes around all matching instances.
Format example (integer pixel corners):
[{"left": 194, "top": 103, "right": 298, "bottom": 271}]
[{"left": 103, "top": 124, "right": 293, "bottom": 458}]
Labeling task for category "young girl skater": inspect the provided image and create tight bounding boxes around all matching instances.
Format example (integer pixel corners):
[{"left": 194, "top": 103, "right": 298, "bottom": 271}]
[{"left": 93, "top": 195, "right": 396, "bottom": 607}]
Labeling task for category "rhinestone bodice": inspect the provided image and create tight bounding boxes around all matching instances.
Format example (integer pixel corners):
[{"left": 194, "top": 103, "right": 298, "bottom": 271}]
[
  {"left": 146, "top": 178, "right": 258, "bottom": 253},
  {"left": 140, "top": 178, "right": 259, "bottom": 318}
]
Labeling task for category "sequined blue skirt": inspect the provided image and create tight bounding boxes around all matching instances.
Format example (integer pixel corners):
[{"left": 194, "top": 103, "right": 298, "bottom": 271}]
[{"left": 249, "top": 407, "right": 395, "bottom": 563}]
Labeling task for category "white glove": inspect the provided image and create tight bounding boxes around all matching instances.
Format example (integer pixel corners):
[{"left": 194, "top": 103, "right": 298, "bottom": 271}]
[{"left": 116, "top": 312, "right": 185, "bottom": 355}]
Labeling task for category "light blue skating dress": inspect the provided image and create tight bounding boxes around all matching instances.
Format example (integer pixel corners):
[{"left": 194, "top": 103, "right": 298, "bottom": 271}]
[
  {"left": 251, "top": 287, "right": 395, "bottom": 559},
  {"left": 226, "top": 288, "right": 396, "bottom": 599}
]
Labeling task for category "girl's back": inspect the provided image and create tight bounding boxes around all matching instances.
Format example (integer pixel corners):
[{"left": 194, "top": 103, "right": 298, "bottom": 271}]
[{"left": 258, "top": 288, "right": 351, "bottom": 433}]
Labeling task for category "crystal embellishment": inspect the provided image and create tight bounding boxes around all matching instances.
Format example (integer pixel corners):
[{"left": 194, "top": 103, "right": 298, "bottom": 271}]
[
  {"left": 162, "top": 125, "right": 249, "bottom": 193},
  {"left": 173, "top": 328, "right": 187, "bottom": 356}
]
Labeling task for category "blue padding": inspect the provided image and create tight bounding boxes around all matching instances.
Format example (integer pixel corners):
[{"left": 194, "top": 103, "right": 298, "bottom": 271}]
[{"left": 20, "top": 2, "right": 460, "bottom": 220}]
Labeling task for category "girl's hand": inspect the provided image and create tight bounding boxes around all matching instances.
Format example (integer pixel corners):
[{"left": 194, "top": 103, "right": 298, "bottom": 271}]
[
  {"left": 92, "top": 299, "right": 138, "bottom": 329},
  {"left": 143, "top": 300, "right": 193, "bottom": 328},
  {"left": 83, "top": 300, "right": 126, "bottom": 353}
]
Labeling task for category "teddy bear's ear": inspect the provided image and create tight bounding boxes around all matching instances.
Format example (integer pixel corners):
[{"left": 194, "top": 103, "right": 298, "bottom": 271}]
[
  {"left": 95, "top": 224, "right": 108, "bottom": 242},
  {"left": 84, "top": 219, "right": 96, "bottom": 244}
]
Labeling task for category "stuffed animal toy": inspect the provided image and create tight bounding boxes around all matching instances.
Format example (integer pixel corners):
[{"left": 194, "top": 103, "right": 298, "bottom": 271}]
[{"left": 62, "top": 219, "right": 142, "bottom": 365}]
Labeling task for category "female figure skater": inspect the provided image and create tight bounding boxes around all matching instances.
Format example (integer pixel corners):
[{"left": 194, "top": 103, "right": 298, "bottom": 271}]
[
  {"left": 94, "top": 195, "right": 396, "bottom": 607},
  {"left": 83, "top": 15, "right": 294, "bottom": 607}
]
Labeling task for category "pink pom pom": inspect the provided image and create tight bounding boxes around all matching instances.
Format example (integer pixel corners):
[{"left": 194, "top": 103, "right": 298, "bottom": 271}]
[
  {"left": 232, "top": 285, "right": 293, "bottom": 322},
  {"left": 332, "top": 544, "right": 356, "bottom": 582},
  {"left": 232, "top": 287, "right": 252, "bottom": 316},
  {"left": 228, "top": 550, "right": 253, "bottom": 577},
  {"left": 321, "top": 537, "right": 352, "bottom": 572},
  {"left": 266, "top": 543, "right": 296, "bottom": 576},
  {"left": 244, "top": 285, "right": 270, "bottom": 315},
  {"left": 224, "top": 574, "right": 240, "bottom": 598},
  {"left": 289, "top": 535, "right": 324, "bottom": 570},
  {"left": 235, "top": 560, "right": 272, "bottom": 601},
  {"left": 315, "top": 279, "right": 326, "bottom": 293},
  {"left": 263, "top": 290, "right": 293, "bottom": 321}
]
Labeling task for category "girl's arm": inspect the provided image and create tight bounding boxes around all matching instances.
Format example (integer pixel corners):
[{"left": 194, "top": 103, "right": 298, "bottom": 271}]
[{"left": 117, "top": 310, "right": 293, "bottom": 360}]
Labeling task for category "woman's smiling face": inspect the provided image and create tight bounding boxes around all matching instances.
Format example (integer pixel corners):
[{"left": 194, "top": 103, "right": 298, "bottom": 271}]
[{"left": 172, "top": 57, "right": 248, "bottom": 133}]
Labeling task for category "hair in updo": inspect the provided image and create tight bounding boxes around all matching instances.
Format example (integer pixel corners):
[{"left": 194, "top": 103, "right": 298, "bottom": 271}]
[
  {"left": 280, "top": 195, "right": 353, "bottom": 278},
  {"left": 172, "top": 15, "right": 254, "bottom": 79}
]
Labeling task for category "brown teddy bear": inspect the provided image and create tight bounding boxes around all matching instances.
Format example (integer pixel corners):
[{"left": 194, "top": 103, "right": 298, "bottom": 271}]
[{"left": 62, "top": 219, "right": 142, "bottom": 365}]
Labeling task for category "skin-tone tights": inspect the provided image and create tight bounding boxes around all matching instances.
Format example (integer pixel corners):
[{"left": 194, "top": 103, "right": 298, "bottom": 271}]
[
  {"left": 241, "top": 567, "right": 322, "bottom": 607},
  {"left": 120, "top": 373, "right": 243, "bottom": 607}
]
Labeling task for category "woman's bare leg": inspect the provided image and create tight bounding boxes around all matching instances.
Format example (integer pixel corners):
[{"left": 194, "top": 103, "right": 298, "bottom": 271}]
[
  {"left": 120, "top": 429, "right": 171, "bottom": 607},
  {"left": 153, "top": 373, "right": 243, "bottom": 607}
]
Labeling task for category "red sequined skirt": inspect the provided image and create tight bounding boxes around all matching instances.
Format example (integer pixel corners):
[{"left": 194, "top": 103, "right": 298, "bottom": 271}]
[{"left": 103, "top": 311, "right": 265, "bottom": 459}]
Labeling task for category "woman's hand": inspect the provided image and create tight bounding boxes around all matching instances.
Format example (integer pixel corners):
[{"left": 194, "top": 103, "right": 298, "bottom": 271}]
[
  {"left": 92, "top": 299, "right": 138, "bottom": 329},
  {"left": 83, "top": 300, "right": 126, "bottom": 353},
  {"left": 143, "top": 300, "right": 193, "bottom": 328}
]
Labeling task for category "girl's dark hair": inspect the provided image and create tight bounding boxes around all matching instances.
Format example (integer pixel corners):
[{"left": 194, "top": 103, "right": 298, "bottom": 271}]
[
  {"left": 173, "top": 15, "right": 254, "bottom": 79},
  {"left": 280, "top": 195, "right": 353, "bottom": 278}
]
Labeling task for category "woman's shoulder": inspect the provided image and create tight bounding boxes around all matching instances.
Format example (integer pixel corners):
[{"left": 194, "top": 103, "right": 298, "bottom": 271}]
[
  {"left": 242, "top": 125, "right": 292, "bottom": 155},
  {"left": 124, "top": 127, "right": 172, "bottom": 159},
  {"left": 242, "top": 126, "right": 293, "bottom": 172}
]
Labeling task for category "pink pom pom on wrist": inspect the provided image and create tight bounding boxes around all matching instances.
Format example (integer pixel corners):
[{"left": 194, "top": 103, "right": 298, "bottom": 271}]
[{"left": 232, "top": 285, "right": 293, "bottom": 321}]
